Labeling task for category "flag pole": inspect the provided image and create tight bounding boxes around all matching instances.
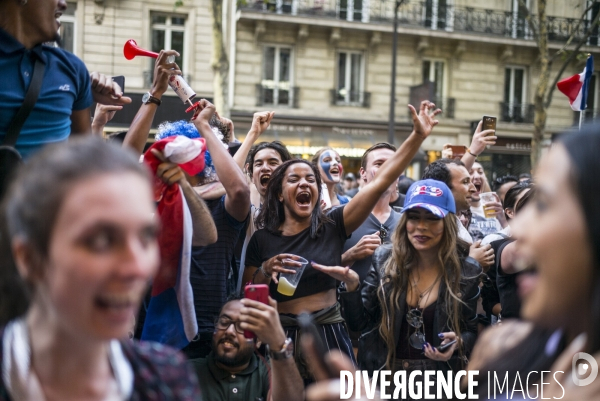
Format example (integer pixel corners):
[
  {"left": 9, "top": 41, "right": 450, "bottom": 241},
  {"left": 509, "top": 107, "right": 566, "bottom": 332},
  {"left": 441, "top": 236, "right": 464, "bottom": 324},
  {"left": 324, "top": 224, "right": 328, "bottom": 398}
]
[{"left": 579, "top": 111, "right": 584, "bottom": 130}]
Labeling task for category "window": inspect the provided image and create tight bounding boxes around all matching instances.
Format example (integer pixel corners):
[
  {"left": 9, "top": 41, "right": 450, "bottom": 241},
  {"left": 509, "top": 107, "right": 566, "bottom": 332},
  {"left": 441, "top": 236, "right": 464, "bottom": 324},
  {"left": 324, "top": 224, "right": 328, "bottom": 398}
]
[
  {"left": 59, "top": 2, "right": 77, "bottom": 54},
  {"left": 511, "top": 0, "right": 530, "bottom": 39},
  {"left": 587, "top": 0, "right": 600, "bottom": 46},
  {"left": 261, "top": 46, "right": 293, "bottom": 106},
  {"left": 264, "top": 0, "right": 297, "bottom": 14},
  {"left": 422, "top": 59, "right": 445, "bottom": 102},
  {"left": 338, "top": 0, "right": 368, "bottom": 22},
  {"left": 503, "top": 66, "right": 528, "bottom": 122},
  {"left": 151, "top": 14, "right": 186, "bottom": 70},
  {"left": 335, "top": 51, "right": 365, "bottom": 105},
  {"left": 424, "top": 0, "right": 452, "bottom": 31}
]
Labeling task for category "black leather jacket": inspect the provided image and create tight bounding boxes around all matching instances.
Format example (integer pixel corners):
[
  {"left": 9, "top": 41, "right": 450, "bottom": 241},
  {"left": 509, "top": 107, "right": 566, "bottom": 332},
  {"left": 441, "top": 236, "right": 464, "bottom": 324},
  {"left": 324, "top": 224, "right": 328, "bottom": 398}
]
[{"left": 339, "top": 244, "right": 482, "bottom": 374}]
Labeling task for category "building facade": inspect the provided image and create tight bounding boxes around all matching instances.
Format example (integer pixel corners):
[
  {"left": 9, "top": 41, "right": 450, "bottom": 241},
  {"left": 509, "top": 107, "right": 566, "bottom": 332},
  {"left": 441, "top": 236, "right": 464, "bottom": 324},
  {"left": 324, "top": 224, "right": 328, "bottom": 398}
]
[
  {"left": 228, "top": 0, "right": 600, "bottom": 178},
  {"left": 64, "top": 0, "right": 600, "bottom": 179}
]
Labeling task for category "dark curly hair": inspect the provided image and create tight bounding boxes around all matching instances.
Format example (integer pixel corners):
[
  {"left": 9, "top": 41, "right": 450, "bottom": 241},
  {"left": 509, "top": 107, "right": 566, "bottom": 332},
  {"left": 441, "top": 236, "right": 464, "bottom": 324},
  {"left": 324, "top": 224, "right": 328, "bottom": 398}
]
[
  {"left": 422, "top": 158, "right": 466, "bottom": 189},
  {"left": 246, "top": 141, "right": 292, "bottom": 176},
  {"left": 255, "top": 159, "right": 332, "bottom": 239}
]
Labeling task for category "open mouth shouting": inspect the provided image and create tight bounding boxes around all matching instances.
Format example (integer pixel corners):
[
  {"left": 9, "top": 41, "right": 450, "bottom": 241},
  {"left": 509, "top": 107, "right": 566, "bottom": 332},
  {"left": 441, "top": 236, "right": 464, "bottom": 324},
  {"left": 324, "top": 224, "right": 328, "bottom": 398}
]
[
  {"left": 296, "top": 191, "right": 312, "bottom": 208},
  {"left": 259, "top": 174, "right": 271, "bottom": 188}
]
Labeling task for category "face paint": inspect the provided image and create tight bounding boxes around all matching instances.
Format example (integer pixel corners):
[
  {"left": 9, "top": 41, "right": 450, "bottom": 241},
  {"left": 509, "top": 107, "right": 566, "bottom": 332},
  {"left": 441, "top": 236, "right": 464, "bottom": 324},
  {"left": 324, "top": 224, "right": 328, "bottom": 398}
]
[{"left": 319, "top": 150, "right": 341, "bottom": 183}]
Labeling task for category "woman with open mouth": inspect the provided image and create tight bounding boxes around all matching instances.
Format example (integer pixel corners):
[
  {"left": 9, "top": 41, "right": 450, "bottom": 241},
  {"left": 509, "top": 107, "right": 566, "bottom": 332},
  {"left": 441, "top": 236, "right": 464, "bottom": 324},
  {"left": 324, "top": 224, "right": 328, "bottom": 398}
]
[
  {"left": 0, "top": 137, "right": 201, "bottom": 400},
  {"left": 466, "top": 125, "right": 600, "bottom": 399},
  {"left": 243, "top": 101, "right": 442, "bottom": 382},
  {"left": 311, "top": 147, "right": 348, "bottom": 208}
]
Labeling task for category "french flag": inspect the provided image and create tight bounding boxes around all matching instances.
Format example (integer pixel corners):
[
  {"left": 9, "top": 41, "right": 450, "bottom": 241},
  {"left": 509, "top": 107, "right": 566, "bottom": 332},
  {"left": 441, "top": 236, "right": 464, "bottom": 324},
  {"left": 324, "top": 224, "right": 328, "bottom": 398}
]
[
  {"left": 141, "top": 136, "right": 206, "bottom": 349},
  {"left": 557, "top": 56, "right": 594, "bottom": 112}
]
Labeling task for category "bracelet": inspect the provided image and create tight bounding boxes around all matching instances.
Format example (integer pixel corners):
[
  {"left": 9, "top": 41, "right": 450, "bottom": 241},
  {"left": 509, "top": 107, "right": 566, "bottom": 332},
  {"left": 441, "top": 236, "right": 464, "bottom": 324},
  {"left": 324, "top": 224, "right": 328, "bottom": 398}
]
[
  {"left": 259, "top": 264, "right": 270, "bottom": 278},
  {"left": 467, "top": 148, "right": 478, "bottom": 158}
]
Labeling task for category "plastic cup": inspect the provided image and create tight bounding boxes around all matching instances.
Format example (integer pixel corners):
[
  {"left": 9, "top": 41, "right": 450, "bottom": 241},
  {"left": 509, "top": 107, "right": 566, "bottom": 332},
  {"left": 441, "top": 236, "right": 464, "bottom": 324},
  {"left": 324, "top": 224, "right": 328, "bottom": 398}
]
[
  {"left": 277, "top": 256, "right": 309, "bottom": 296},
  {"left": 480, "top": 192, "right": 498, "bottom": 218}
]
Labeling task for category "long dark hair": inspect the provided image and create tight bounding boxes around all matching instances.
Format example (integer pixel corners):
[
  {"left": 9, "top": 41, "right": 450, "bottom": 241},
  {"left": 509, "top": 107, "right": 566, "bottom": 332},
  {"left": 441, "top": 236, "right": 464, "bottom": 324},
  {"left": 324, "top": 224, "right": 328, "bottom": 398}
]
[
  {"left": 255, "top": 159, "right": 332, "bottom": 238},
  {"left": 559, "top": 125, "right": 600, "bottom": 354}
]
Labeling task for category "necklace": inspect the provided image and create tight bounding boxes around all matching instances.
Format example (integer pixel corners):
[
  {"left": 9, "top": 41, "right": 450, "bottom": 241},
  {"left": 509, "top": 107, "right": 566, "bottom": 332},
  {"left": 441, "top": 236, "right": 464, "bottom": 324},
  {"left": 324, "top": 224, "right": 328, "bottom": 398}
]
[{"left": 406, "top": 273, "right": 441, "bottom": 350}]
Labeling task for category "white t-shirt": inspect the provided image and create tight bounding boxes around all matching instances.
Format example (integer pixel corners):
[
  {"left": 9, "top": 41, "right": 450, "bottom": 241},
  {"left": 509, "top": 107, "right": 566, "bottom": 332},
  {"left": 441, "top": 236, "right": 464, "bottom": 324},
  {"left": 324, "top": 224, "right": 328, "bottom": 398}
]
[
  {"left": 457, "top": 215, "right": 473, "bottom": 244},
  {"left": 481, "top": 226, "right": 511, "bottom": 246}
]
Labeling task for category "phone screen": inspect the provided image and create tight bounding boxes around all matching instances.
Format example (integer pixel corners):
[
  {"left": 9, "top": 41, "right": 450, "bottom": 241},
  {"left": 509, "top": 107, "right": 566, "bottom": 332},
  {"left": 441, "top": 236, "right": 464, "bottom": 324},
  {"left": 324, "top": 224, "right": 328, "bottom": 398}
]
[{"left": 112, "top": 75, "right": 125, "bottom": 93}]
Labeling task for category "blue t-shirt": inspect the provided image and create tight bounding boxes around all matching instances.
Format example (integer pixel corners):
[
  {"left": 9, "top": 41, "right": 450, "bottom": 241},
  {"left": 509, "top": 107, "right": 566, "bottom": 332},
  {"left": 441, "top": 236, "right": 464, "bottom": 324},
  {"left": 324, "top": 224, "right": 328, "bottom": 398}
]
[
  {"left": 0, "top": 28, "right": 92, "bottom": 159},
  {"left": 189, "top": 196, "right": 247, "bottom": 334}
]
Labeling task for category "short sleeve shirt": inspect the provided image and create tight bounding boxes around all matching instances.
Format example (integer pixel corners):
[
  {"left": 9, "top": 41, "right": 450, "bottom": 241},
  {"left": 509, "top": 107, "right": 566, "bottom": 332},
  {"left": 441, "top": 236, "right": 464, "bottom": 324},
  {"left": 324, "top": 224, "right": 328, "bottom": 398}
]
[
  {"left": 0, "top": 28, "right": 92, "bottom": 159},
  {"left": 190, "top": 352, "right": 269, "bottom": 401},
  {"left": 245, "top": 206, "right": 348, "bottom": 302}
]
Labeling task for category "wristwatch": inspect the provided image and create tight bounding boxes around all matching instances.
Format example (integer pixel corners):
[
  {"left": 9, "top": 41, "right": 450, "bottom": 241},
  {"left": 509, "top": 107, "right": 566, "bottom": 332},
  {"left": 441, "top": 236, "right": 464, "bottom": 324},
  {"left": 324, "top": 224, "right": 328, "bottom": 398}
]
[
  {"left": 268, "top": 338, "right": 293, "bottom": 360},
  {"left": 142, "top": 92, "right": 162, "bottom": 106}
]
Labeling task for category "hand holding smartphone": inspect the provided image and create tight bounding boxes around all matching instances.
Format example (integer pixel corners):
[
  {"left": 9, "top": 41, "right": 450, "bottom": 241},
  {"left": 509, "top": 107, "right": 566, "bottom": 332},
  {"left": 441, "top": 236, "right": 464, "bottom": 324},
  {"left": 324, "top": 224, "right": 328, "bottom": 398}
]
[
  {"left": 436, "top": 339, "right": 457, "bottom": 353},
  {"left": 482, "top": 116, "right": 497, "bottom": 135},
  {"left": 243, "top": 284, "right": 269, "bottom": 339}
]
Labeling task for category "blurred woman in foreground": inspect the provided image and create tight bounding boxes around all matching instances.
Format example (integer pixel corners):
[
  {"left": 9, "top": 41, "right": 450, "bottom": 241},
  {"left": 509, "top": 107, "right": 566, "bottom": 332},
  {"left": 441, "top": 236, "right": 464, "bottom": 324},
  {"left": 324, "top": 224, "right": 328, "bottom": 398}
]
[{"left": 0, "top": 138, "right": 200, "bottom": 399}]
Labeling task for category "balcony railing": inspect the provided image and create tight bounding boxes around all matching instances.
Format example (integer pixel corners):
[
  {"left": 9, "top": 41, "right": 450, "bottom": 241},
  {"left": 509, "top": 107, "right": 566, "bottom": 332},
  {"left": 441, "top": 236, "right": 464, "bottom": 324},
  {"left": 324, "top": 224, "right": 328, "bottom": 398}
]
[
  {"left": 574, "top": 108, "right": 600, "bottom": 125},
  {"left": 431, "top": 97, "right": 455, "bottom": 119},
  {"left": 500, "top": 102, "right": 534, "bottom": 123},
  {"left": 242, "top": 0, "right": 599, "bottom": 44},
  {"left": 256, "top": 84, "right": 300, "bottom": 107},
  {"left": 330, "top": 89, "right": 371, "bottom": 107}
]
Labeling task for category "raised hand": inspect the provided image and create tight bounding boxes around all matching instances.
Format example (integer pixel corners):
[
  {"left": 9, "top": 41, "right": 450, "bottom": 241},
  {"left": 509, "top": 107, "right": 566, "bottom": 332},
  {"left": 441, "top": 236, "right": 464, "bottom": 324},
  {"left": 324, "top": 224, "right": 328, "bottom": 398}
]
[
  {"left": 239, "top": 297, "right": 286, "bottom": 349},
  {"left": 469, "top": 120, "right": 497, "bottom": 156},
  {"left": 151, "top": 49, "right": 182, "bottom": 98},
  {"left": 408, "top": 100, "right": 442, "bottom": 140},
  {"left": 248, "top": 111, "right": 275, "bottom": 138},
  {"left": 90, "top": 72, "right": 132, "bottom": 106}
]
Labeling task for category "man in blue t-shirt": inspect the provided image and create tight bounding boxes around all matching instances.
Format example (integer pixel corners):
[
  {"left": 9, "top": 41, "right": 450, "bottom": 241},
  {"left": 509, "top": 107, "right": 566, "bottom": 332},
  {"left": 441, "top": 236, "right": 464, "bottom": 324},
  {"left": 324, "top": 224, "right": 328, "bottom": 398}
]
[{"left": 0, "top": 0, "right": 130, "bottom": 159}]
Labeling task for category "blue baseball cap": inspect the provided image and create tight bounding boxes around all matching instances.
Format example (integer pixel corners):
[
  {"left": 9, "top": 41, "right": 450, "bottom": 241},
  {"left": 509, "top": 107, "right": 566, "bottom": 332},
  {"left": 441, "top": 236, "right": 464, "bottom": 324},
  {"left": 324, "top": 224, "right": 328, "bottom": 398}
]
[{"left": 403, "top": 179, "right": 456, "bottom": 218}]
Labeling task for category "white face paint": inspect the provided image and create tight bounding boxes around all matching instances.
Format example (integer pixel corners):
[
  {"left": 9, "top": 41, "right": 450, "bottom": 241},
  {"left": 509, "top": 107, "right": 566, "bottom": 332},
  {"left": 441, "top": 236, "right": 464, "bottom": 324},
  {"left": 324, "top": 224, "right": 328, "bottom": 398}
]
[{"left": 319, "top": 150, "right": 342, "bottom": 184}]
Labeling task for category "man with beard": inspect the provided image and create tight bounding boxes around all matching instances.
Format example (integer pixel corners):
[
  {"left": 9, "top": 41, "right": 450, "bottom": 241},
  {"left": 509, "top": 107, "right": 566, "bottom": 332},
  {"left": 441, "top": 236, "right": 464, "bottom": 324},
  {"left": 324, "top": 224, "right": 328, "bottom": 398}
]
[{"left": 191, "top": 296, "right": 304, "bottom": 401}]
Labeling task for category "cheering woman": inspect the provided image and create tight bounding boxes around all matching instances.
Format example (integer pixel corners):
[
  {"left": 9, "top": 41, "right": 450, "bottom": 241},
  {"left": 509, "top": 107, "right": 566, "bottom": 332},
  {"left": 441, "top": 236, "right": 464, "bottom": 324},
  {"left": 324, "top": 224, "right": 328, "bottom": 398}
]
[{"left": 243, "top": 101, "right": 441, "bottom": 377}]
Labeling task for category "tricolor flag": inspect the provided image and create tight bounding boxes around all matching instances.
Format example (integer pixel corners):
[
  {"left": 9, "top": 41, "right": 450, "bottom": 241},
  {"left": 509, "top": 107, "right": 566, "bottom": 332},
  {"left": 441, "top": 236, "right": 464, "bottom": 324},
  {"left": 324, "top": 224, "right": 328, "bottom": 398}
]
[
  {"left": 557, "top": 56, "right": 594, "bottom": 111},
  {"left": 141, "top": 136, "right": 206, "bottom": 349}
]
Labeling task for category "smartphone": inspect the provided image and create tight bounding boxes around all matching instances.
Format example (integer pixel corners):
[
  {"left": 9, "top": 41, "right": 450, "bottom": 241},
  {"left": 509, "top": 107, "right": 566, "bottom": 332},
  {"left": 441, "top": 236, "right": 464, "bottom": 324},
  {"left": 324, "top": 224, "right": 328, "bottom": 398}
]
[
  {"left": 298, "top": 313, "right": 338, "bottom": 379},
  {"left": 436, "top": 339, "right": 458, "bottom": 353},
  {"left": 482, "top": 116, "right": 497, "bottom": 135},
  {"left": 243, "top": 284, "right": 270, "bottom": 339},
  {"left": 112, "top": 75, "right": 125, "bottom": 93},
  {"left": 450, "top": 145, "right": 467, "bottom": 159}
]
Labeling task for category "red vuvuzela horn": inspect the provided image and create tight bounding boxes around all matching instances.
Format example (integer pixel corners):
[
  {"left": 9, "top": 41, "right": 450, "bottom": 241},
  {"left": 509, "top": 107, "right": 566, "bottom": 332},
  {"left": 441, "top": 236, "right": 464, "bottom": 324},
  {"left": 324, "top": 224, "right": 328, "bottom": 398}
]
[{"left": 123, "top": 39, "right": 159, "bottom": 60}]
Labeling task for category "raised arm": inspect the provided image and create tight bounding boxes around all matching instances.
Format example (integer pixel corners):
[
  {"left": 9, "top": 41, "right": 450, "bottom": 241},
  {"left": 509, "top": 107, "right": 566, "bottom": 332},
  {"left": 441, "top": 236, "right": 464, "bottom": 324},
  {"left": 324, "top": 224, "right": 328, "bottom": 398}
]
[
  {"left": 460, "top": 120, "right": 496, "bottom": 171},
  {"left": 122, "top": 50, "right": 181, "bottom": 156},
  {"left": 233, "top": 111, "right": 275, "bottom": 168},
  {"left": 192, "top": 100, "right": 250, "bottom": 222},
  {"left": 151, "top": 149, "right": 217, "bottom": 246},
  {"left": 343, "top": 101, "right": 441, "bottom": 234}
]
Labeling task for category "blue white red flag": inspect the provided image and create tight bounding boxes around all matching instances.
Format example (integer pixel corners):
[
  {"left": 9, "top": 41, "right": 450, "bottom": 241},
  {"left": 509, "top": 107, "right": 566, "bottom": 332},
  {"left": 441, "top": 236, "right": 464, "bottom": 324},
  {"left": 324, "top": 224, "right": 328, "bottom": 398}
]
[
  {"left": 557, "top": 56, "right": 594, "bottom": 111},
  {"left": 141, "top": 136, "right": 206, "bottom": 349}
]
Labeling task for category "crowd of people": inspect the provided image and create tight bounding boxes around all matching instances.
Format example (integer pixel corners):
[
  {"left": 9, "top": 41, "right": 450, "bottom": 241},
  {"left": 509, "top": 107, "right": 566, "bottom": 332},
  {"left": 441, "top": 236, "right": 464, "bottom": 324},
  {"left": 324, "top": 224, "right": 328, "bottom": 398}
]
[{"left": 1, "top": 1, "right": 600, "bottom": 400}]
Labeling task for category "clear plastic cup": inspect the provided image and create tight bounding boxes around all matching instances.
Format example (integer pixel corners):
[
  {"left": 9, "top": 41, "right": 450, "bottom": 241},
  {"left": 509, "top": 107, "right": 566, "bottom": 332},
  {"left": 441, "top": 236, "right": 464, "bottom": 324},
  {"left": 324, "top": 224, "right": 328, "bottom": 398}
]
[
  {"left": 480, "top": 192, "right": 498, "bottom": 218},
  {"left": 277, "top": 256, "right": 309, "bottom": 296}
]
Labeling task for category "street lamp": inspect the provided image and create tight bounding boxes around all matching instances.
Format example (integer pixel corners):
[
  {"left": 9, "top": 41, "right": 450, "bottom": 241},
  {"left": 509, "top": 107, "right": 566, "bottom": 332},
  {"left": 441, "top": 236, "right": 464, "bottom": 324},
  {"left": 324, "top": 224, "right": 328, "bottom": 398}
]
[{"left": 387, "top": 0, "right": 405, "bottom": 145}]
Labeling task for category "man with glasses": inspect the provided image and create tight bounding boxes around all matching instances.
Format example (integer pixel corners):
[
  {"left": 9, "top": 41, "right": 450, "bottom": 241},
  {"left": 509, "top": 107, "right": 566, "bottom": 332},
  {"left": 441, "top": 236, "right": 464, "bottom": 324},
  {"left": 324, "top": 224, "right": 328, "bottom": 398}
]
[{"left": 190, "top": 295, "right": 304, "bottom": 401}]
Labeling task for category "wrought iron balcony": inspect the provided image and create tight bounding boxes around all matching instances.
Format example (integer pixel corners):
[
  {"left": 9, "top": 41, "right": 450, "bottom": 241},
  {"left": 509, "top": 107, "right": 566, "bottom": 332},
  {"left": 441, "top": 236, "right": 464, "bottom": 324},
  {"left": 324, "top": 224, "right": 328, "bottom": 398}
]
[
  {"left": 500, "top": 102, "right": 535, "bottom": 123},
  {"left": 242, "top": 0, "right": 599, "bottom": 44},
  {"left": 256, "top": 84, "right": 300, "bottom": 107},
  {"left": 330, "top": 89, "right": 371, "bottom": 107},
  {"left": 431, "top": 97, "right": 455, "bottom": 119}
]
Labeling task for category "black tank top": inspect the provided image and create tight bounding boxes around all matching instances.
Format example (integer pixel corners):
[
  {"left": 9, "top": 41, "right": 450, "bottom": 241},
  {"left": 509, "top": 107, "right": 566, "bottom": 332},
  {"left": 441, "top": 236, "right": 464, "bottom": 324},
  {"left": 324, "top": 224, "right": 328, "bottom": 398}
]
[{"left": 396, "top": 301, "right": 437, "bottom": 359}]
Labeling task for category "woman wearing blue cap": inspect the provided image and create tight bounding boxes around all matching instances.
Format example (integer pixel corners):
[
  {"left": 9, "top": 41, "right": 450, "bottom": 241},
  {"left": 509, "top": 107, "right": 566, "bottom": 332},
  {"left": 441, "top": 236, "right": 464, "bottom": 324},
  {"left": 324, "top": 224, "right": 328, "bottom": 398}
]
[{"left": 316, "top": 179, "right": 481, "bottom": 395}]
